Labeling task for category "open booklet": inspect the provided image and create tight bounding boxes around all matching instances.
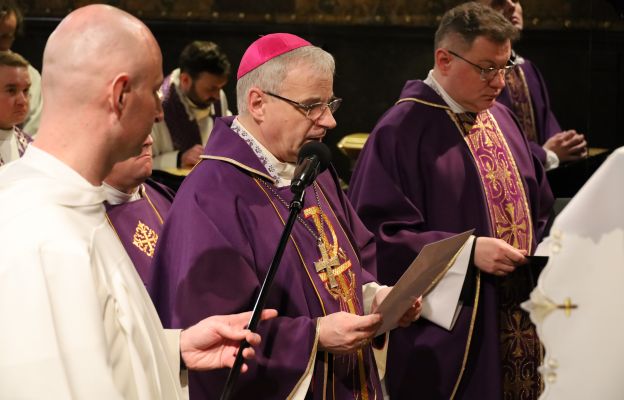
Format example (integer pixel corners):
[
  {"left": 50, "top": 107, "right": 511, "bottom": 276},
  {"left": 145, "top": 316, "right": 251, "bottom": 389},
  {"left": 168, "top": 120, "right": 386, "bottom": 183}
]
[{"left": 374, "top": 229, "right": 474, "bottom": 335}]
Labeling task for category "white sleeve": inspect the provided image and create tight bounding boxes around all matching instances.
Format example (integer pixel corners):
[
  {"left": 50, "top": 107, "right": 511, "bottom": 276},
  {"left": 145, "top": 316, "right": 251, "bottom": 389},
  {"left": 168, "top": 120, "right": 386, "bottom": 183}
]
[
  {"left": 151, "top": 120, "right": 179, "bottom": 170},
  {"left": 0, "top": 241, "right": 124, "bottom": 399},
  {"left": 544, "top": 147, "right": 560, "bottom": 171},
  {"left": 421, "top": 235, "right": 474, "bottom": 330}
]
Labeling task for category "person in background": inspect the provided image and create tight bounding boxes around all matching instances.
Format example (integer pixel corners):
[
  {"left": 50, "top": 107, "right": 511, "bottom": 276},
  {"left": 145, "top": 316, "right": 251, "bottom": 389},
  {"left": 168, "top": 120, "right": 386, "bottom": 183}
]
[
  {"left": 152, "top": 40, "right": 232, "bottom": 169},
  {"left": 104, "top": 134, "right": 175, "bottom": 295},
  {"left": 0, "top": 0, "right": 42, "bottom": 136},
  {"left": 0, "top": 50, "right": 31, "bottom": 165},
  {"left": 480, "top": 0, "right": 587, "bottom": 170}
]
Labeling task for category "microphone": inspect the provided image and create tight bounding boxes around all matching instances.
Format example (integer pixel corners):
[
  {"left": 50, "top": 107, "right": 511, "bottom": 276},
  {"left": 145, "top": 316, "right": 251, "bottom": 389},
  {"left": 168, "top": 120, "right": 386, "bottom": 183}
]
[{"left": 291, "top": 141, "right": 331, "bottom": 195}]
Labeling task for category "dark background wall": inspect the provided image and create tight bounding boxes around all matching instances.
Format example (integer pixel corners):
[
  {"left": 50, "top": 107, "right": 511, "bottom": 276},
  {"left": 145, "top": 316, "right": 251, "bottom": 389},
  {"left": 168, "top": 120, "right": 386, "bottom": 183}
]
[{"left": 12, "top": 0, "right": 624, "bottom": 181}]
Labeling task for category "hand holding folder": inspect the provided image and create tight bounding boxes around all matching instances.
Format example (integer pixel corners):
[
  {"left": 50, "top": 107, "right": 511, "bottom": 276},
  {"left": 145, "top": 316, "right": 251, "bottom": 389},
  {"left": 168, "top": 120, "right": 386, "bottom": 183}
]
[{"left": 374, "top": 230, "right": 474, "bottom": 335}]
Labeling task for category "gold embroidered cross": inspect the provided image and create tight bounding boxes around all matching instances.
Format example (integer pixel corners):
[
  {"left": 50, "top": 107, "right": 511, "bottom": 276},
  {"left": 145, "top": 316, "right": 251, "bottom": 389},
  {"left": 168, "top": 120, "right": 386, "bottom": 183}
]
[
  {"left": 556, "top": 297, "right": 578, "bottom": 317},
  {"left": 315, "top": 241, "right": 340, "bottom": 288},
  {"left": 132, "top": 221, "right": 158, "bottom": 257}
]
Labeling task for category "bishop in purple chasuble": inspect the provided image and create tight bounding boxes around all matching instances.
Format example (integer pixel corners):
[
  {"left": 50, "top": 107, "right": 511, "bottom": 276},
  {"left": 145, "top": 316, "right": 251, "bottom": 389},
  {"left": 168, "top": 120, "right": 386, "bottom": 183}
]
[
  {"left": 349, "top": 80, "right": 554, "bottom": 400},
  {"left": 497, "top": 57, "right": 562, "bottom": 165},
  {"left": 151, "top": 116, "right": 383, "bottom": 400},
  {"left": 105, "top": 180, "right": 173, "bottom": 296}
]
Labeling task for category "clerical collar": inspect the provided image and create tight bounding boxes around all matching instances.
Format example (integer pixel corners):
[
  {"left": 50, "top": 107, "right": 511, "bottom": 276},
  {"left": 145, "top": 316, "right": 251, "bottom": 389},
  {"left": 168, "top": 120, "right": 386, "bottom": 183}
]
[
  {"left": 510, "top": 49, "right": 525, "bottom": 65},
  {"left": 0, "top": 126, "right": 15, "bottom": 140},
  {"left": 170, "top": 68, "right": 215, "bottom": 121},
  {"left": 103, "top": 182, "right": 141, "bottom": 205},
  {"left": 231, "top": 117, "right": 296, "bottom": 187},
  {"left": 424, "top": 70, "right": 468, "bottom": 114}
]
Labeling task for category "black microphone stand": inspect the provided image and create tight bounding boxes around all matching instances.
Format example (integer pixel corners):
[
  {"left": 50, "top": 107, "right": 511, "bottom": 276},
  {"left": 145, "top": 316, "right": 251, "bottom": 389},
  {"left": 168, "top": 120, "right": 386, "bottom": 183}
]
[{"left": 219, "top": 187, "right": 306, "bottom": 400}]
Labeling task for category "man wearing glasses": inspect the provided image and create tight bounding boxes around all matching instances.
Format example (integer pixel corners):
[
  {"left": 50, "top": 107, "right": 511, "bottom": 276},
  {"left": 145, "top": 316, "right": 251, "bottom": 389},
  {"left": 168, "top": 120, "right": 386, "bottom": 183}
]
[
  {"left": 349, "top": 3, "right": 553, "bottom": 399},
  {"left": 152, "top": 33, "right": 422, "bottom": 399}
]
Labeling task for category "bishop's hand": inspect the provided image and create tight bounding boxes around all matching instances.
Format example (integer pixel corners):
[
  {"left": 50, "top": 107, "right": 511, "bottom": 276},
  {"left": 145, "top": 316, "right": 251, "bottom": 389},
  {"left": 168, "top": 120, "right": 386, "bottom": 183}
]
[{"left": 317, "top": 312, "right": 382, "bottom": 354}]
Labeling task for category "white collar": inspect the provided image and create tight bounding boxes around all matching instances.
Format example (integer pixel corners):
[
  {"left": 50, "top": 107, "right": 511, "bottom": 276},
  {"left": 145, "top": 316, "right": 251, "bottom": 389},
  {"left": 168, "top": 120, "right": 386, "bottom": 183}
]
[
  {"left": 15, "top": 145, "right": 107, "bottom": 206},
  {"left": 231, "top": 118, "right": 296, "bottom": 187},
  {"left": 0, "top": 127, "right": 15, "bottom": 140},
  {"left": 103, "top": 182, "right": 141, "bottom": 205},
  {"left": 423, "top": 70, "right": 469, "bottom": 114}
]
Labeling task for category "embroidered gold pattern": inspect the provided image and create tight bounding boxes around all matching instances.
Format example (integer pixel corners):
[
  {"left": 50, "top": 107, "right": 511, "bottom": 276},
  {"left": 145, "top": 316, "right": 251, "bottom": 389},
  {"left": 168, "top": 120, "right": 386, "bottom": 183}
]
[
  {"left": 256, "top": 179, "right": 376, "bottom": 400},
  {"left": 132, "top": 220, "right": 158, "bottom": 257},
  {"left": 505, "top": 67, "right": 538, "bottom": 142},
  {"left": 457, "top": 110, "right": 541, "bottom": 399},
  {"left": 303, "top": 204, "right": 370, "bottom": 400}
]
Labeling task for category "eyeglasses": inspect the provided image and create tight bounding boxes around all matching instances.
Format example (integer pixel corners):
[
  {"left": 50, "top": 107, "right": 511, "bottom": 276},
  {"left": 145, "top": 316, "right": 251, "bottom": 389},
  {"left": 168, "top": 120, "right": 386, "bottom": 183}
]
[
  {"left": 447, "top": 50, "right": 516, "bottom": 81},
  {"left": 265, "top": 91, "right": 342, "bottom": 121}
]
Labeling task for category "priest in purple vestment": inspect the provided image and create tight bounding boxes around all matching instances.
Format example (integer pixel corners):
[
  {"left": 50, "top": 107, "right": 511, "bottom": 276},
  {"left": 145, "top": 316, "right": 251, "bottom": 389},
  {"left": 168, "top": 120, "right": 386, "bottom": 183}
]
[
  {"left": 151, "top": 41, "right": 232, "bottom": 170},
  {"left": 0, "top": 51, "right": 32, "bottom": 166},
  {"left": 479, "top": 0, "right": 587, "bottom": 170},
  {"left": 104, "top": 134, "right": 175, "bottom": 296},
  {"left": 349, "top": 3, "right": 554, "bottom": 399},
  {"left": 151, "top": 33, "right": 422, "bottom": 400}
]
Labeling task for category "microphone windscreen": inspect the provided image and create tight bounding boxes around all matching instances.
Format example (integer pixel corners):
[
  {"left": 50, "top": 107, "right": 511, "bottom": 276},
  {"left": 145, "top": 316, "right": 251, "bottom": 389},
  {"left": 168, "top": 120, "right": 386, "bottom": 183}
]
[{"left": 298, "top": 141, "right": 331, "bottom": 173}]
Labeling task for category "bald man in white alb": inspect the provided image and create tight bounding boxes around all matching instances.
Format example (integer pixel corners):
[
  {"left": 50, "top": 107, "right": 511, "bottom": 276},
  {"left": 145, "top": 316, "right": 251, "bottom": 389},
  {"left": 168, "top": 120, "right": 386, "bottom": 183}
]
[{"left": 0, "top": 5, "right": 275, "bottom": 399}]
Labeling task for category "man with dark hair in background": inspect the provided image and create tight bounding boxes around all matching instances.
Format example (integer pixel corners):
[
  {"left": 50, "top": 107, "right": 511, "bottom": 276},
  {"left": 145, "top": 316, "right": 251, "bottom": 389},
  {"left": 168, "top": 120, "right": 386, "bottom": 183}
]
[{"left": 152, "top": 40, "right": 232, "bottom": 169}]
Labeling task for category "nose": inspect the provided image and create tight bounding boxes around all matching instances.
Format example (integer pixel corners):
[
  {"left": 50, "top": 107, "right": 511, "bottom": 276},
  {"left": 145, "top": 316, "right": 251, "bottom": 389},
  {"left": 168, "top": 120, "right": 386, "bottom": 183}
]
[
  {"left": 316, "top": 107, "right": 337, "bottom": 130},
  {"left": 17, "top": 91, "right": 29, "bottom": 105},
  {"left": 144, "top": 134, "right": 154, "bottom": 146},
  {"left": 489, "top": 70, "right": 506, "bottom": 89}
]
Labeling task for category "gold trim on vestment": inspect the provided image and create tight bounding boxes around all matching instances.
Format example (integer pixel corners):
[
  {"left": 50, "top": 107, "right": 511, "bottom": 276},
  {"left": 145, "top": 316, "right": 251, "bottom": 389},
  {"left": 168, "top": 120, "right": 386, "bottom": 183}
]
[
  {"left": 254, "top": 178, "right": 329, "bottom": 398},
  {"left": 316, "top": 182, "right": 378, "bottom": 400},
  {"left": 450, "top": 271, "right": 481, "bottom": 400},
  {"left": 487, "top": 114, "right": 534, "bottom": 253},
  {"left": 393, "top": 99, "right": 483, "bottom": 398},
  {"left": 203, "top": 155, "right": 275, "bottom": 183},
  {"left": 287, "top": 321, "right": 321, "bottom": 400},
  {"left": 142, "top": 185, "right": 164, "bottom": 225},
  {"left": 396, "top": 97, "right": 452, "bottom": 110}
]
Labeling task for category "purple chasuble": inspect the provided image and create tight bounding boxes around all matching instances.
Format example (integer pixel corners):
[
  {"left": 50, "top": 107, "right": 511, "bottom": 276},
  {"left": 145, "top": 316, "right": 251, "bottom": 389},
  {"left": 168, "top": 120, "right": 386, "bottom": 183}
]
[
  {"left": 105, "top": 180, "right": 173, "bottom": 298},
  {"left": 0, "top": 126, "right": 32, "bottom": 166},
  {"left": 349, "top": 80, "right": 553, "bottom": 400},
  {"left": 160, "top": 73, "right": 223, "bottom": 154},
  {"left": 498, "top": 57, "right": 562, "bottom": 165},
  {"left": 151, "top": 116, "right": 383, "bottom": 400}
]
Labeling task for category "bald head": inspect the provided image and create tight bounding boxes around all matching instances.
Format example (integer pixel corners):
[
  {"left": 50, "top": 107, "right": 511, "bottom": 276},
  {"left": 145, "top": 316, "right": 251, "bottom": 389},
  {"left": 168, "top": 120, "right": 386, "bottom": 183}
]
[
  {"left": 35, "top": 5, "right": 164, "bottom": 185},
  {"left": 42, "top": 5, "right": 160, "bottom": 111}
]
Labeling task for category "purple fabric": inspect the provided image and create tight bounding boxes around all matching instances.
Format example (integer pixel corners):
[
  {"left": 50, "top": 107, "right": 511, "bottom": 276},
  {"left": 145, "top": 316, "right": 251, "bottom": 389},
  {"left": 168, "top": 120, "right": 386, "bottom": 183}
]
[
  {"left": 0, "top": 126, "right": 32, "bottom": 166},
  {"left": 151, "top": 116, "right": 382, "bottom": 399},
  {"left": 160, "top": 73, "right": 223, "bottom": 154},
  {"left": 105, "top": 181, "right": 173, "bottom": 296},
  {"left": 498, "top": 58, "right": 562, "bottom": 165},
  {"left": 348, "top": 80, "right": 553, "bottom": 399}
]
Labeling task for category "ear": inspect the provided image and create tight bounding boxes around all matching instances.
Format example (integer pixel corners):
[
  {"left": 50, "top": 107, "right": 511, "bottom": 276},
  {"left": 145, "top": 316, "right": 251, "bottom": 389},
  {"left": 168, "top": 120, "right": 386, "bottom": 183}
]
[
  {"left": 434, "top": 48, "right": 453, "bottom": 76},
  {"left": 179, "top": 72, "right": 192, "bottom": 91},
  {"left": 246, "top": 87, "right": 266, "bottom": 123},
  {"left": 111, "top": 73, "right": 130, "bottom": 117}
]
